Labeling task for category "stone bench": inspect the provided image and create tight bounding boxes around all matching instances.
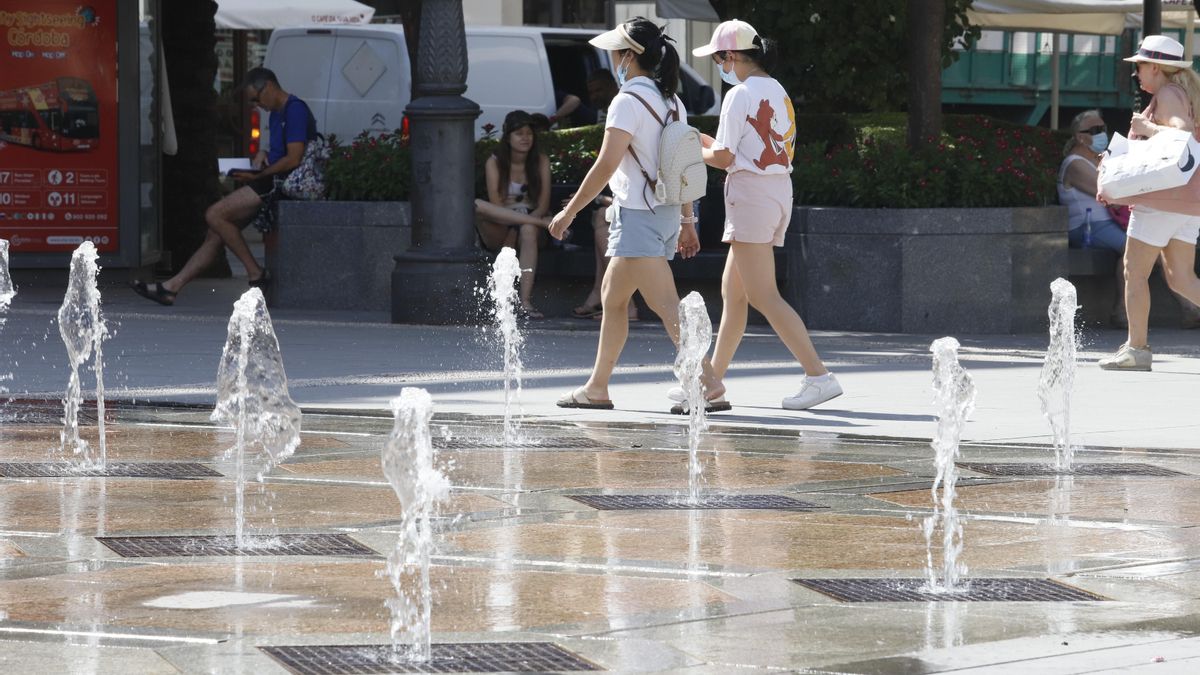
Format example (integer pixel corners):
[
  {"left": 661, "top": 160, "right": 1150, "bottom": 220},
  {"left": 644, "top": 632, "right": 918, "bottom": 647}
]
[
  {"left": 783, "top": 206, "right": 1068, "bottom": 334},
  {"left": 268, "top": 200, "right": 412, "bottom": 312}
]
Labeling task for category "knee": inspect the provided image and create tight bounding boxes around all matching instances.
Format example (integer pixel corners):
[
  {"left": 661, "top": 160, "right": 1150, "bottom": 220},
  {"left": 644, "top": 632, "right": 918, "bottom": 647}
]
[
  {"left": 519, "top": 225, "right": 538, "bottom": 245},
  {"left": 204, "top": 203, "right": 222, "bottom": 228}
]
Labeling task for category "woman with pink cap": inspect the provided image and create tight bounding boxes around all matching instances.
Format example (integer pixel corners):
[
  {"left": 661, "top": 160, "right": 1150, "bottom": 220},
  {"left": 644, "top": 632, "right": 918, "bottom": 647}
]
[
  {"left": 547, "top": 17, "right": 722, "bottom": 410},
  {"left": 685, "top": 19, "right": 840, "bottom": 410},
  {"left": 1097, "top": 35, "right": 1200, "bottom": 371}
]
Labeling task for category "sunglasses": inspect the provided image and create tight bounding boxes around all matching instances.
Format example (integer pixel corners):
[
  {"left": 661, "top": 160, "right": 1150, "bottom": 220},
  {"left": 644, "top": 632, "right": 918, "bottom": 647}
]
[{"left": 1080, "top": 124, "right": 1106, "bottom": 135}]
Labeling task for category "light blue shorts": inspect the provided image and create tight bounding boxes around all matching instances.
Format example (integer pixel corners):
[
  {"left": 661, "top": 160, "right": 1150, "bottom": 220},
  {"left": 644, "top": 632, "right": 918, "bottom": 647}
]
[{"left": 605, "top": 203, "right": 681, "bottom": 259}]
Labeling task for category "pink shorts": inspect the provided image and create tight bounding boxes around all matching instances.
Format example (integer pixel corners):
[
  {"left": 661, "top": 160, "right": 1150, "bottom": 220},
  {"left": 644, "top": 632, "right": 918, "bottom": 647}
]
[{"left": 722, "top": 171, "right": 793, "bottom": 246}]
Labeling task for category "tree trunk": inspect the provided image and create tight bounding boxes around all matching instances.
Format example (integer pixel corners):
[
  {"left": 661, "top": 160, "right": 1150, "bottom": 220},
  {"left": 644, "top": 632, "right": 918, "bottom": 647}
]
[
  {"left": 162, "top": 1, "right": 225, "bottom": 275},
  {"left": 907, "top": 0, "right": 944, "bottom": 150}
]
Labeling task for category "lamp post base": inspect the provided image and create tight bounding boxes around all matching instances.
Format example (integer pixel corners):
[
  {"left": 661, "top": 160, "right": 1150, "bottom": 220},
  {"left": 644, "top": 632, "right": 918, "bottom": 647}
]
[{"left": 391, "top": 247, "right": 488, "bottom": 325}]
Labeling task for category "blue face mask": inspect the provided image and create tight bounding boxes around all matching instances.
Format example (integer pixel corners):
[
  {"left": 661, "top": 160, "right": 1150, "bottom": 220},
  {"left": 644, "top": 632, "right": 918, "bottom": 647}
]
[
  {"left": 1090, "top": 132, "right": 1109, "bottom": 153},
  {"left": 616, "top": 53, "right": 632, "bottom": 87},
  {"left": 719, "top": 58, "right": 741, "bottom": 86}
]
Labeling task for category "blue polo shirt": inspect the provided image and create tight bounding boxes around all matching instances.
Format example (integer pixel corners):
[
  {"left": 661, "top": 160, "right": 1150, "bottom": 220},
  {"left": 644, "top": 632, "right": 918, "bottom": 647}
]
[{"left": 268, "top": 95, "right": 317, "bottom": 164}]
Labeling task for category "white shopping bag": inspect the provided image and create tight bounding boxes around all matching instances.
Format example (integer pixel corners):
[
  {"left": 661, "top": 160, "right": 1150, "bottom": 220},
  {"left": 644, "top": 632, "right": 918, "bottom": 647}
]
[{"left": 1098, "top": 129, "right": 1200, "bottom": 199}]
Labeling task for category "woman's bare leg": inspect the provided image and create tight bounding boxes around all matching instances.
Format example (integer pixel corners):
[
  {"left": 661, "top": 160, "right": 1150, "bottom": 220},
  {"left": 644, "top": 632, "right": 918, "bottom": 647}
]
[
  {"left": 1161, "top": 238, "right": 1200, "bottom": 306},
  {"left": 475, "top": 199, "right": 551, "bottom": 228},
  {"left": 1123, "top": 238, "right": 1162, "bottom": 348},
  {"left": 711, "top": 251, "right": 748, "bottom": 381},
  {"left": 517, "top": 224, "right": 541, "bottom": 311},
  {"left": 730, "top": 241, "right": 827, "bottom": 375}
]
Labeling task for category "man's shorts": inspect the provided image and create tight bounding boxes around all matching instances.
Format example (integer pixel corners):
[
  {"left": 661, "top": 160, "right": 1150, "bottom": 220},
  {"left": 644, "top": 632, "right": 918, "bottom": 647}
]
[
  {"left": 722, "top": 171, "right": 793, "bottom": 247},
  {"left": 605, "top": 203, "right": 680, "bottom": 259},
  {"left": 1128, "top": 207, "right": 1200, "bottom": 248},
  {"left": 246, "top": 173, "right": 284, "bottom": 199}
]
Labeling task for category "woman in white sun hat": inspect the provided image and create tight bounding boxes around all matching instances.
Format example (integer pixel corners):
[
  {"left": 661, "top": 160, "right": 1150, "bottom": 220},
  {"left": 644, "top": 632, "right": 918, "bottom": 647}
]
[
  {"left": 1097, "top": 35, "right": 1200, "bottom": 372},
  {"left": 548, "top": 16, "right": 723, "bottom": 411},
  {"left": 684, "top": 19, "right": 840, "bottom": 410}
]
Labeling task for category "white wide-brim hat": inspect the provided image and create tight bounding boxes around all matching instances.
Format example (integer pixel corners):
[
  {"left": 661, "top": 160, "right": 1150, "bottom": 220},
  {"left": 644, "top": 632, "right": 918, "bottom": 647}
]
[
  {"left": 589, "top": 24, "right": 644, "bottom": 54},
  {"left": 1124, "top": 35, "right": 1187, "bottom": 67},
  {"left": 692, "top": 19, "right": 758, "bottom": 57}
]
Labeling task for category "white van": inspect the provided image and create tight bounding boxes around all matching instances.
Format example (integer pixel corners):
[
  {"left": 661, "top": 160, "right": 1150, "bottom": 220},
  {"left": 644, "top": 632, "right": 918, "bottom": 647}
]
[{"left": 262, "top": 25, "right": 718, "bottom": 143}]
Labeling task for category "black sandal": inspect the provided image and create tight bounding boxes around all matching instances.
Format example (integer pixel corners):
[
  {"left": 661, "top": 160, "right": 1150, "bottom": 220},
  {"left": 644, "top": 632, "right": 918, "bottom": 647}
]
[
  {"left": 248, "top": 269, "right": 272, "bottom": 290},
  {"left": 129, "top": 280, "right": 176, "bottom": 306}
]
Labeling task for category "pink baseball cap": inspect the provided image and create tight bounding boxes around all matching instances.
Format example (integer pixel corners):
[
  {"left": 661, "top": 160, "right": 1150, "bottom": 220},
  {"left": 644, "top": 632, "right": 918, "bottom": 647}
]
[{"left": 692, "top": 20, "right": 758, "bottom": 57}]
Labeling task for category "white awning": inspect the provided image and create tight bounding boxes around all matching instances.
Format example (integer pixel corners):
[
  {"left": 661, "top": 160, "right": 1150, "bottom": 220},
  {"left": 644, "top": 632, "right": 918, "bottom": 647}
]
[
  {"left": 214, "top": 0, "right": 375, "bottom": 30},
  {"left": 969, "top": 0, "right": 1198, "bottom": 35}
]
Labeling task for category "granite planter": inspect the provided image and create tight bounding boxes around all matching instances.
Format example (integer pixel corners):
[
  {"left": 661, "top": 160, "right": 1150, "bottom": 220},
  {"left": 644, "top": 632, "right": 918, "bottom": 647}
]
[
  {"left": 784, "top": 206, "right": 1068, "bottom": 334},
  {"left": 268, "top": 200, "right": 411, "bottom": 311}
]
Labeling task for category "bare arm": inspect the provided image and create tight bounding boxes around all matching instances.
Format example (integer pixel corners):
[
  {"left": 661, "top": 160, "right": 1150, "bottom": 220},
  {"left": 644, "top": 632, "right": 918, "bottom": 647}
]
[
  {"left": 1063, "top": 158, "right": 1098, "bottom": 196},
  {"left": 1132, "top": 87, "right": 1193, "bottom": 137},
  {"left": 484, "top": 156, "right": 505, "bottom": 207},
  {"left": 548, "top": 127, "right": 632, "bottom": 239},
  {"left": 531, "top": 154, "right": 551, "bottom": 218},
  {"left": 553, "top": 94, "right": 582, "bottom": 122},
  {"left": 700, "top": 133, "right": 735, "bottom": 170}
]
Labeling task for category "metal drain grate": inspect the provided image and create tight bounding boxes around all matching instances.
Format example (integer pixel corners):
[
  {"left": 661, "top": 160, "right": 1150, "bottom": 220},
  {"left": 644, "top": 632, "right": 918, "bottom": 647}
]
[
  {"left": 260, "top": 642, "right": 602, "bottom": 674},
  {"left": 0, "top": 462, "right": 221, "bottom": 479},
  {"left": 791, "top": 577, "right": 1106, "bottom": 602},
  {"left": 957, "top": 462, "right": 1185, "bottom": 477},
  {"left": 434, "top": 436, "right": 611, "bottom": 449},
  {"left": 567, "top": 494, "right": 826, "bottom": 510},
  {"left": 97, "top": 534, "right": 377, "bottom": 558}
]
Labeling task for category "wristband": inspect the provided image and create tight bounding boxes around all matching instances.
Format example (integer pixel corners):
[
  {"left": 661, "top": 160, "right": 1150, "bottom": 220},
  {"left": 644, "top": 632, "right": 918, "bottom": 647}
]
[{"left": 680, "top": 216, "right": 696, "bottom": 224}]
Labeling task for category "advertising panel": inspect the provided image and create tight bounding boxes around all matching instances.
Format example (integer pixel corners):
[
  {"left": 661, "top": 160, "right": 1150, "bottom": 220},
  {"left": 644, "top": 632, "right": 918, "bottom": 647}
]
[{"left": 0, "top": 2, "right": 119, "bottom": 253}]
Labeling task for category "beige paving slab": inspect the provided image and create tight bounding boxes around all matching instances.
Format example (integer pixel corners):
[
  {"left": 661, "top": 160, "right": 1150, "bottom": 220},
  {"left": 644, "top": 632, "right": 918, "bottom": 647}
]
[
  {"left": 0, "top": 480, "right": 504, "bottom": 534},
  {"left": 874, "top": 477, "right": 1200, "bottom": 525},
  {"left": 279, "top": 450, "right": 906, "bottom": 490},
  {"left": 443, "top": 511, "right": 1189, "bottom": 573},
  {"left": 0, "top": 560, "right": 735, "bottom": 636}
]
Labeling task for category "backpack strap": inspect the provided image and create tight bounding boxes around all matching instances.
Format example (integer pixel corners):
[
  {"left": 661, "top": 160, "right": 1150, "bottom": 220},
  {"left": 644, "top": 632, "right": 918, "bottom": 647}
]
[{"left": 621, "top": 88, "right": 681, "bottom": 213}]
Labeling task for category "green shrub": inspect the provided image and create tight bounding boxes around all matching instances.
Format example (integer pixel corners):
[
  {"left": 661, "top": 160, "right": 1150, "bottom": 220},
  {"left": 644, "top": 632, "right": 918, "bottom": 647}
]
[
  {"left": 324, "top": 130, "right": 410, "bottom": 201},
  {"left": 793, "top": 114, "right": 1069, "bottom": 208},
  {"left": 326, "top": 114, "right": 1070, "bottom": 209}
]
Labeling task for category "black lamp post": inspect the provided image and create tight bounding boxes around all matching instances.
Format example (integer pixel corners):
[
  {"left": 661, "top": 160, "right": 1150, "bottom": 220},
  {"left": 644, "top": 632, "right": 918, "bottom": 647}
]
[{"left": 391, "top": 0, "right": 484, "bottom": 324}]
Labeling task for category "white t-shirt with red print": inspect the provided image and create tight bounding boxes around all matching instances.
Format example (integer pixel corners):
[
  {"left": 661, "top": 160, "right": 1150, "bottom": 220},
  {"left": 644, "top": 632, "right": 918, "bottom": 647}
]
[
  {"left": 605, "top": 76, "right": 687, "bottom": 209},
  {"left": 712, "top": 75, "right": 795, "bottom": 175}
]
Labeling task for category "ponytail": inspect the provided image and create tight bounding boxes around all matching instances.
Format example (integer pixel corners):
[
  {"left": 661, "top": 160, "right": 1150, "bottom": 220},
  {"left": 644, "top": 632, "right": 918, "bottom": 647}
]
[{"left": 624, "top": 17, "right": 680, "bottom": 98}]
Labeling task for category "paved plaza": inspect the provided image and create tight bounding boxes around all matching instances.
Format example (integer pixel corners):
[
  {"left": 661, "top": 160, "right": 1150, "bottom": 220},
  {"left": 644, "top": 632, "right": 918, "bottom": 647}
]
[{"left": 0, "top": 272, "right": 1199, "bottom": 673}]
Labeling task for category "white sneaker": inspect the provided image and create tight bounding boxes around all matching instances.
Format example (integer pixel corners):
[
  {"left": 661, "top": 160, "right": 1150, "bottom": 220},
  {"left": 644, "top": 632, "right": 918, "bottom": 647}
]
[
  {"left": 667, "top": 386, "right": 685, "bottom": 403},
  {"left": 782, "top": 373, "right": 843, "bottom": 410}
]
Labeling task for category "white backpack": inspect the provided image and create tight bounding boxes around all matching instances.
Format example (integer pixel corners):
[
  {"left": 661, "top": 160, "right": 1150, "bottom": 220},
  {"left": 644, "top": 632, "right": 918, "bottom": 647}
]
[{"left": 624, "top": 86, "right": 707, "bottom": 210}]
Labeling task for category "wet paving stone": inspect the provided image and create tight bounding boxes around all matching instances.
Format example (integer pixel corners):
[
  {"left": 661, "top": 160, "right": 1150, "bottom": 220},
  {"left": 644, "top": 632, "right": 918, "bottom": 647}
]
[
  {"left": 433, "top": 436, "right": 613, "bottom": 449},
  {"left": 260, "top": 642, "right": 602, "bottom": 674},
  {"left": 565, "top": 494, "right": 827, "bottom": 510},
  {"left": 97, "top": 534, "right": 377, "bottom": 558},
  {"left": 956, "top": 462, "right": 1187, "bottom": 477},
  {"left": 791, "top": 577, "right": 1108, "bottom": 602},
  {"left": 0, "top": 462, "right": 221, "bottom": 479}
]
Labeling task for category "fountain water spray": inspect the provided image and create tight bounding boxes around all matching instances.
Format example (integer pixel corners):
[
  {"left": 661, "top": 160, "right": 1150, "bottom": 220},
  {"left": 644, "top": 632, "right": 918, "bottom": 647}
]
[
  {"left": 382, "top": 387, "right": 450, "bottom": 662},
  {"left": 923, "top": 337, "right": 976, "bottom": 592},
  {"left": 1038, "top": 278, "right": 1079, "bottom": 471},
  {"left": 488, "top": 247, "right": 524, "bottom": 446},
  {"left": 212, "top": 288, "right": 302, "bottom": 547},
  {"left": 0, "top": 239, "right": 13, "bottom": 313},
  {"left": 674, "top": 292, "right": 711, "bottom": 504},
  {"left": 57, "top": 242, "right": 108, "bottom": 469},
  {"left": 0, "top": 240, "right": 13, "bottom": 405}
]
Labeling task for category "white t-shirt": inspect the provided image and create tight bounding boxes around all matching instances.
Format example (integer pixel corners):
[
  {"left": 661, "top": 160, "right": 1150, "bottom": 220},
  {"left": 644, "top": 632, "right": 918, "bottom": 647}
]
[
  {"left": 605, "top": 76, "right": 687, "bottom": 209},
  {"left": 712, "top": 76, "right": 795, "bottom": 175}
]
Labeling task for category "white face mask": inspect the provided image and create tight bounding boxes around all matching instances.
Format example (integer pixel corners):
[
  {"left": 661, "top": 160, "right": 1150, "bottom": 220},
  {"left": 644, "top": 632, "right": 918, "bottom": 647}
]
[
  {"left": 616, "top": 53, "right": 633, "bottom": 86},
  {"left": 719, "top": 57, "right": 741, "bottom": 86}
]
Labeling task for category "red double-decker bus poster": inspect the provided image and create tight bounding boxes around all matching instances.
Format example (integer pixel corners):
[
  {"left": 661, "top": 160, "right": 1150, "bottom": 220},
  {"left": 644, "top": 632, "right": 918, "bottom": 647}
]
[{"left": 0, "top": 2, "right": 118, "bottom": 254}]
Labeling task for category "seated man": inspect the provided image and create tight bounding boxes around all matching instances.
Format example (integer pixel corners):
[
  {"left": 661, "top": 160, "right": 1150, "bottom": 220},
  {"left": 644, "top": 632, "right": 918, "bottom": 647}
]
[{"left": 131, "top": 67, "right": 315, "bottom": 305}]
